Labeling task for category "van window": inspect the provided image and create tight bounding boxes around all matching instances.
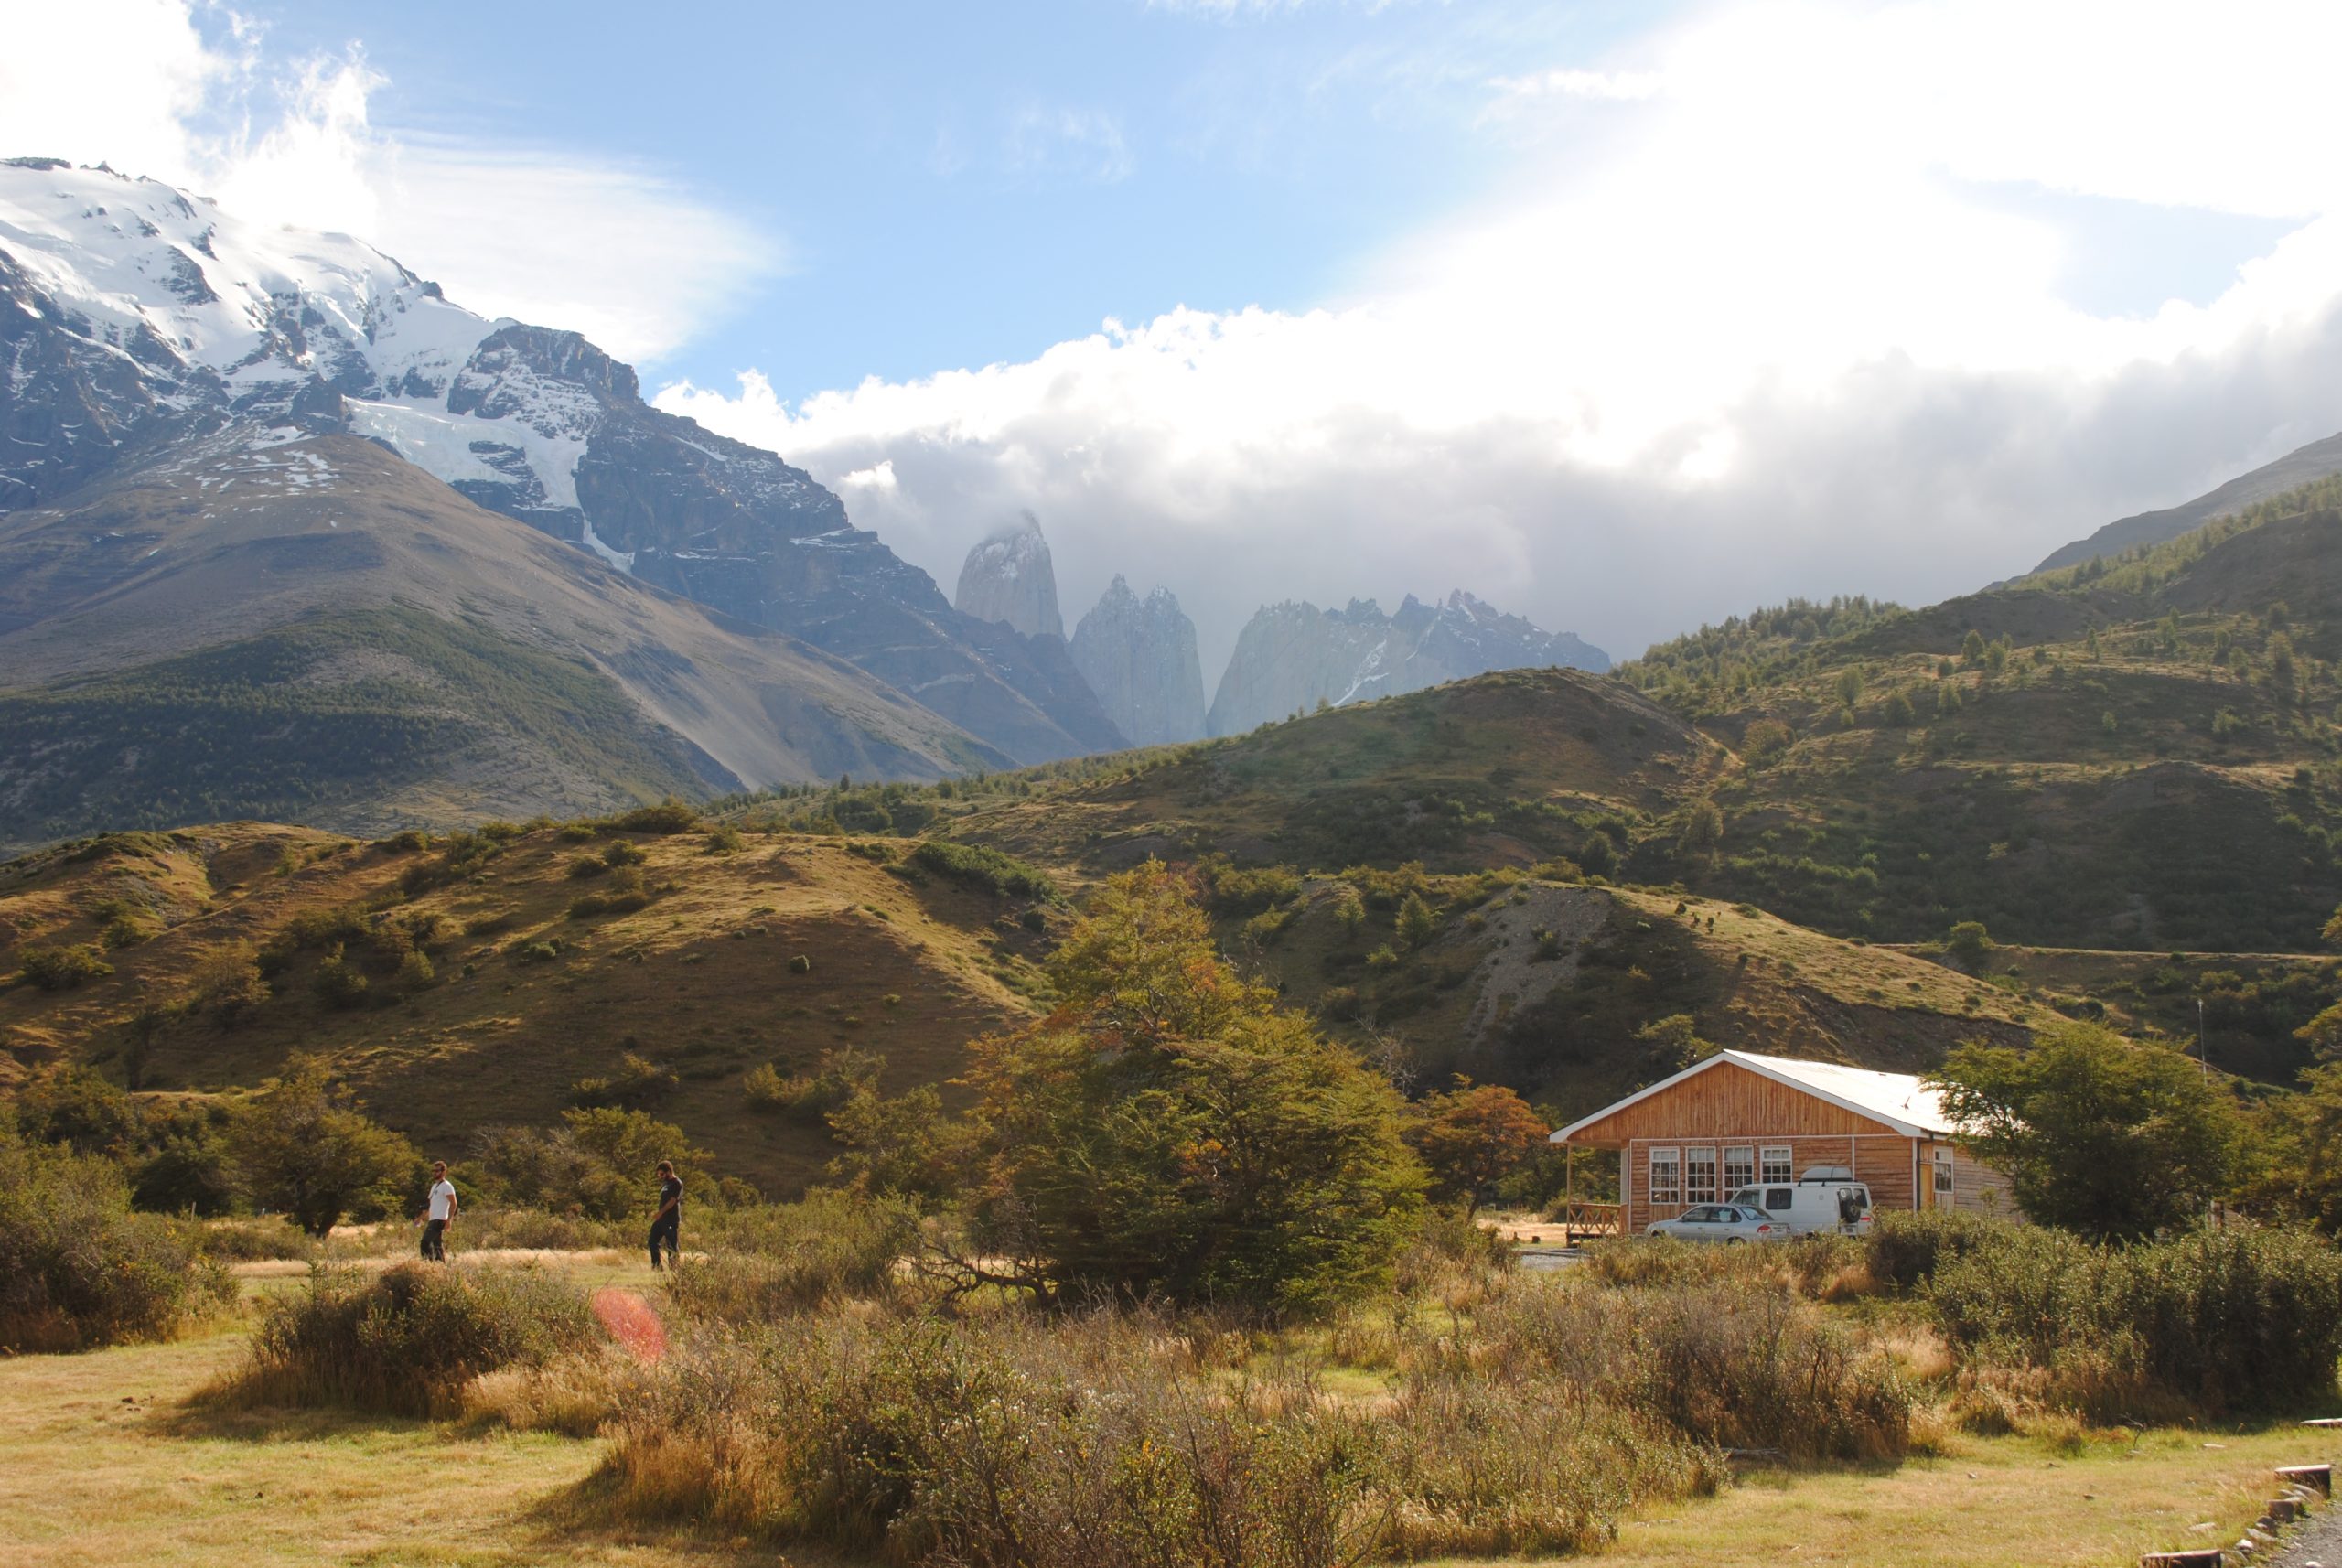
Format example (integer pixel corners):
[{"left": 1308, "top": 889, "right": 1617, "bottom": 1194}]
[
  {"left": 1685, "top": 1147, "right": 1718, "bottom": 1204},
  {"left": 1760, "top": 1146, "right": 1792, "bottom": 1184},
  {"left": 1649, "top": 1148, "right": 1681, "bottom": 1205},
  {"left": 1765, "top": 1187, "right": 1793, "bottom": 1211},
  {"left": 1724, "top": 1146, "right": 1754, "bottom": 1191}
]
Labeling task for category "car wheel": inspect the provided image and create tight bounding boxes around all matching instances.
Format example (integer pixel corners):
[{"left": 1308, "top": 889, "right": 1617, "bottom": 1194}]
[{"left": 1724, "top": 1238, "right": 1745, "bottom": 1245}]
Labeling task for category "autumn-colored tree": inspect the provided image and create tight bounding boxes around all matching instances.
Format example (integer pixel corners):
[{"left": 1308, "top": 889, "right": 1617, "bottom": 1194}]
[{"left": 1404, "top": 1078, "right": 1552, "bottom": 1214}]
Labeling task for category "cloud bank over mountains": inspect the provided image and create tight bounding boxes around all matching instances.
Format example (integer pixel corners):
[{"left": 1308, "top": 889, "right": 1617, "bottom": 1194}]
[
  {"left": 660, "top": 0, "right": 2342, "bottom": 668},
  {"left": 13, "top": 0, "right": 2342, "bottom": 671}
]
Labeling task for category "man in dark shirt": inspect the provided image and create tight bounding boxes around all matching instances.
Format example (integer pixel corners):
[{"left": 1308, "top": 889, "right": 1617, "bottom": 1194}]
[{"left": 648, "top": 1159, "right": 682, "bottom": 1270}]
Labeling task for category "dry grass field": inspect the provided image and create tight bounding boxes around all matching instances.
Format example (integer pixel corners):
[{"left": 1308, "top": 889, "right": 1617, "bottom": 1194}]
[{"left": 0, "top": 1246, "right": 2331, "bottom": 1568}]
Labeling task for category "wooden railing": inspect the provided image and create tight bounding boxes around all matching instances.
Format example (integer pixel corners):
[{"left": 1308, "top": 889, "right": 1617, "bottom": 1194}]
[{"left": 1553, "top": 1201, "right": 1623, "bottom": 1243}]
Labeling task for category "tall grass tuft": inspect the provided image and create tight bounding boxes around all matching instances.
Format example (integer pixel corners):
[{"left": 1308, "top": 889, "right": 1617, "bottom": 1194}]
[
  {"left": 600, "top": 1303, "right": 1723, "bottom": 1565},
  {"left": 220, "top": 1261, "right": 598, "bottom": 1416}
]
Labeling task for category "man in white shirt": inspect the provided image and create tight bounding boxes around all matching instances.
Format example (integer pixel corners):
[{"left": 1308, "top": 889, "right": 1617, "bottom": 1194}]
[{"left": 421, "top": 1161, "right": 457, "bottom": 1262}]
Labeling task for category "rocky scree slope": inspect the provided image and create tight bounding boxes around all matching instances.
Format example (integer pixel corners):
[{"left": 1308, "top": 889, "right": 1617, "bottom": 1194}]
[{"left": 0, "top": 158, "right": 1116, "bottom": 766}]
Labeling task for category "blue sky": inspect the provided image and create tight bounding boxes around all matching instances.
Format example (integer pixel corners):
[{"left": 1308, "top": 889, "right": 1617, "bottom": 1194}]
[
  {"left": 8, "top": 0, "right": 2342, "bottom": 669},
  {"left": 231, "top": 0, "right": 1665, "bottom": 397}
]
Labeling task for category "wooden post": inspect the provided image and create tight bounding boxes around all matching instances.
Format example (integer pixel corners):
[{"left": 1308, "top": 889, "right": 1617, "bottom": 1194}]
[{"left": 1563, "top": 1142, "right": 1575, "bottom": 1248}]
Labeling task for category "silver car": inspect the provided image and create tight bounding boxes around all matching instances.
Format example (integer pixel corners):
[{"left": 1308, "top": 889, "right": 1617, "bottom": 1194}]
[{"left": 1643, "top": 1203, "right": 1785, "bottom": 1243}]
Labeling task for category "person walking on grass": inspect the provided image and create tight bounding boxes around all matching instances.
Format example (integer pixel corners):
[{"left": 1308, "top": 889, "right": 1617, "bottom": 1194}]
[
  {"left": 421, "top": 1160, "right": 457, "bottom": 1262},
  {"left": 649, "top": 1159, "right": 682, "bottom": 1271}
]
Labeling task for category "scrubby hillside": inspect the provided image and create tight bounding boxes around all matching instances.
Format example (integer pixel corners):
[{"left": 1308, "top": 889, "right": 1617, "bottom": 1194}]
[{"left": 0, "top": 821, "right": 1053, "bottom": 1191}]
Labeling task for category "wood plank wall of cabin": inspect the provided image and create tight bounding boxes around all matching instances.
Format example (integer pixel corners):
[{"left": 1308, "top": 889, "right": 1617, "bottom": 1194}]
[{"left": 1626, "top": 1134, "right": 1919, "bottom": 1230}]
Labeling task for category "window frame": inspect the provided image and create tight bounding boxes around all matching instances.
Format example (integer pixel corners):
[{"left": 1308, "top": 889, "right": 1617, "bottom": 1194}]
[
  {"left": 1685, "top": 1146, "right": 1720, "bottom": 1205},
  {"left": 1724, "top": 1145, "right": 1756, "bottom": 1193},
  {"left": 1760, "top": 1145, "right": 1793, "bottom": 1184},
  {"left": 1649, "top": 1146, "right": 1682, "bottom": 1207},
  {"left": 1933, "top": 1146, "right": 1955, "bottom": 1198}
]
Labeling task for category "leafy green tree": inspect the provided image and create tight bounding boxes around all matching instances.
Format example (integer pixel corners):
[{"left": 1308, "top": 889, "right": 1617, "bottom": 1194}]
[
  {"left": 826, "top": 1080, "right": 979, "bottom": 1206},
  {"left": 1635, "top": 1013, "right": 1717, "bottom": 1070},
  {"left": 2251, "top": 1062, "right": 2342, "bottom": 1234},
  {"left": 1943, "top": 919, "right": 1993, "bottom": 972},
  {"left": 2301, "top": 998, "right": 2342, "bottom": 1057},
  {"left": 230, "top": 1053, "right": 416, "bottom": 1236},
  {"left": 1679, "top": 798, "right": 1724, "bottom": 854},
  {"left": 1930, "top": 1023, "right": 2250, "bottom": 1240},
  {"left": 1395, "top": 890, "right": 1438, "bottom": 948},
  {"left": 1882, "top": 689, "right": 1917, "bottom": 725},
  {"left": 964, "top": 862, "right": 1424, "bottom": 1314},
  {"left": 1961, "top": 629, "right": 1986, "bottom": 666},
  {"left": 1404, "top": 1079, "right": 1551, "bottom": 1214},
  {"left": 483, "top": 1107, "right": 711, "bottom": 1220},
  {"left": 1578, "top": 829, "right": 1617, "bottom": 877},
  {"left": 1833, "top": 667, "right": 1864, "bottom": 707},
  {"left": 1741, "top": 718, "right": 1793, "bottom": 763}
]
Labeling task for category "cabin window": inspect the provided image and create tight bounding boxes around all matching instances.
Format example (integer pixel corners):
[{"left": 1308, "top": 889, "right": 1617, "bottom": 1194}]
[
  {"left": 1933, "top": 1147, "right": 1954, "bottom": 1198},
  {"left": 1649, "top": 1147, "right": 1681, "bottom": 1206},
  {"left": 1761, "top": 1146, "right": 1792, "bottom": 1184},
  {"left": 1724, "top": 1146, "right": 1755, "bottom": 1191},
  {"left": 1685, "top": 1147, "right": 1719, "bottom": 1204}
]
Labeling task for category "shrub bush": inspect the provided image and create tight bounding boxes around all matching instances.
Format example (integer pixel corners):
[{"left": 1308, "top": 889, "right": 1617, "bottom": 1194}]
[
  {"left": 665, "top": 1190, "right": 919, "bottom": 1322},
  {"left": 608, "top": 800, "right": 703, "bottom": 834},
  {"left": 1474, "top": 1280, "right": 1910, "bottom": 1461},
  {"left": 907, "top": 839, "right": 1058, "bottom": 901},
  {"left": 1864, "top": 1208, "right": 2003, "bottom": 1293},
  {"left": 0, "top": 1132, "right": 232, "bottom": 1351},
  {"left": 225, "top": 1261, "right": 598, "bottom": 1415},
  {"left": 16, "top": 943, "right": 113, "bottom": 991},
  {"left": 1926, "top": 1223, "right": 2342, "bottom": 1415},
  {"left": 601, "top": 1304, "right": 1721, "bottom": 1564}
]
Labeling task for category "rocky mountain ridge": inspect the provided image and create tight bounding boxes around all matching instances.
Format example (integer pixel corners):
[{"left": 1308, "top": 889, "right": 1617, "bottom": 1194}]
[
  {"left": 1069, "top": 575, "right": 1209, "bottom": 746},
  {"left": 2026, "top": 427, "right": 2342, "bottom": 578},
  {"left": 1206, "top": 590, "right": 1609, "bottom": 736},
  {"left": 954, "top": 513, "right": 1064, "bottom": 639}
]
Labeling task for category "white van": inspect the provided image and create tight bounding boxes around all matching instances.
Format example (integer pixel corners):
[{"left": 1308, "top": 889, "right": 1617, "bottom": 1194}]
[{"left": 1726, "top": 1166, "right": 1876, "bottom": 1236}]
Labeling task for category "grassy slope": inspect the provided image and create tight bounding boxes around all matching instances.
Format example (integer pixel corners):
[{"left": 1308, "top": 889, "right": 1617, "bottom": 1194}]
[
  {"left": 0, "top": 605, "right": 730, "bottom": 850},
  {"left": 0, "top": 430, "right": 1008, "bottom": 850},
  {"left": 0, "top": 824, "right": 1050, "bottom": 1193}
]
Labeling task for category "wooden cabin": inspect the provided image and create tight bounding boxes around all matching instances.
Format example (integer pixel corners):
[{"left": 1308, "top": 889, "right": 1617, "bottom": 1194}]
[{"left": 1550, "top": 1049, "right": 2017, "bottom": 1233}]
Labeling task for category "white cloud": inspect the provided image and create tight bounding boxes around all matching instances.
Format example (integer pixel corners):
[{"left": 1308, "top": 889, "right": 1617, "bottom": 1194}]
[
  {"left": 658, "top": 0, "right": 2342, "bottom": 680},
  {"left": 1003, "top": 106, "right": 1136, "bottom": 185},
  {"left": 0, "top": 0, "right": 774, "bottom": 362}
]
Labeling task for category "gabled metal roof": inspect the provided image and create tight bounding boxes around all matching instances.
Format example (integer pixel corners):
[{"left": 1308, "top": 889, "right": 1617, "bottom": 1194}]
[{"left": 1550, "top": 1048, "right": 1956, "bottom": 1144}]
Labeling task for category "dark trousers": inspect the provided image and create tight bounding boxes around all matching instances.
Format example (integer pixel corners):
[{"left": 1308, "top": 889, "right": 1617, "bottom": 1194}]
[
  {"left": 421, "top": 1219, "right": 447, "bottom": 1262},
  {"left": 649, "top": 1213, "right": 679, "bottom": 1270}
]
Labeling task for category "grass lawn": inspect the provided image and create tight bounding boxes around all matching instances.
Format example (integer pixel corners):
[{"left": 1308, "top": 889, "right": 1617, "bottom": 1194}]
[
  {"left": 0, "top": 1253, "right": 2331, "bottom": 1568},
  {"left": 1578, "top": 1425, "right": 2337, "bottom": 1568}
]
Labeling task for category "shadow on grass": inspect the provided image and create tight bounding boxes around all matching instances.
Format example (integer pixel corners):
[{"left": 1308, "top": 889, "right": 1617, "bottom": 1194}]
[
  {"left": 155, "top": 1388, "right": 441, "bottom": 1443},
  {"left": 516, "top": 1462, "right": 869, "bottom": 1567}
]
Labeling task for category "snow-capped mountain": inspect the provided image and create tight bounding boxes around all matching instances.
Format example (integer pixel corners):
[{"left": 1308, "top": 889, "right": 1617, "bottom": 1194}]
[
  {"left": 954, "top": 512, "right": 1064, "bottom": 639},
  {"left": 1206, "top": 590, "right": 1608, "bottom": 736},
  {"left": 0, "top": 157, "right": 1120, "bottom": 765}
]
